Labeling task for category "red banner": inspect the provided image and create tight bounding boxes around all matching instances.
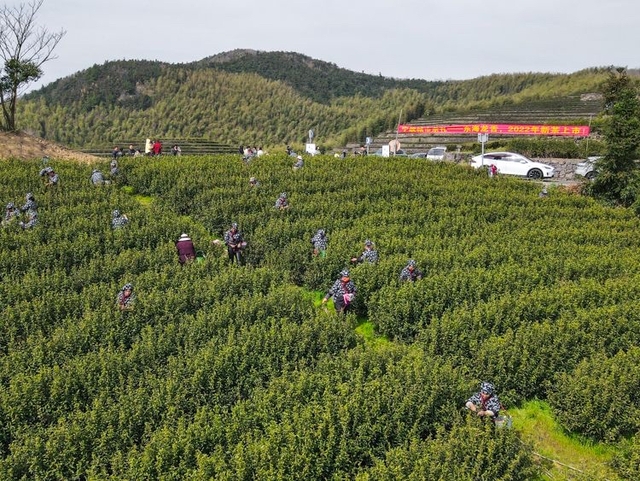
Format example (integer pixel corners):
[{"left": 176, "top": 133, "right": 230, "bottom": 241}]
[{"left": 397, "top": 123, "right": 590, "bottom": 136}]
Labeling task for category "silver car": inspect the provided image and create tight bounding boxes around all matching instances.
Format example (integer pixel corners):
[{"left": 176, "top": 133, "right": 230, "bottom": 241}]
[{"left": 574, "top": 156, "right": 601, "bottom": 180}]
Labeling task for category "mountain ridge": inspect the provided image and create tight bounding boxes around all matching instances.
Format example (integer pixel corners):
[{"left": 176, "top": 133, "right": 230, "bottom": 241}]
[{"left": 17, "top": 50, "right": 618, "bottom": 148}]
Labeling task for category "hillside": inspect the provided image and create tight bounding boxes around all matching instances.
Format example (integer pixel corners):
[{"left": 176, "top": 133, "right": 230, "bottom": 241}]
[{"left": 17, "top": 50, "right": 615, "bottom": 149}]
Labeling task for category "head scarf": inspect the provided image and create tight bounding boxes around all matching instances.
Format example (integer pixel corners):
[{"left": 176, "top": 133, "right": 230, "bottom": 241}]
[{"left": 480, "top": 382, "right": 495, "bottom": 395}]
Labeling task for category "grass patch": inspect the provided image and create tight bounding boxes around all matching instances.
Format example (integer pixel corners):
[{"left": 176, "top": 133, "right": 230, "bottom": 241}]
[
  {"left": 304, "top": 290, "right": 387, "bottom": 344},
  {"left": 354, "top": 321, "right": 389, "bottom": 346},
  {"left": 308, "top": 290, "right": 326, "bottom": 308},
  {"left": 121, "top": 185, "right": 153, "bottom": 206},
  {"left": 134, "top": 194, "right": 153, "bottom": 206},
  {"left": 306, "top": 291, "right": 389, "bottom": 345},
  {"left": 511, "top": 400, "right": 620, "bottom": 480}
]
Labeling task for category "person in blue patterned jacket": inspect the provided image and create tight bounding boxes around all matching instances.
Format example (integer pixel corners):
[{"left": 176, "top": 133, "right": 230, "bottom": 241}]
[
  {"left": 351, "top": 239, "right": 378, "bottom": 264},
  {"left": 20, "top": 193, "right": 37, "bottom": 214},
  {"left": 18, "top": 193, "right": 38, "bottom": 230},
  {"left": 311, "top": 229, "right": 328, "bottom": 257},
  {"left": 19, "top": 210, "right": 38, "bottom": 230},
  {"left": 111, "top": 210, "right": 129, "bottom": 230},
  {"left": 322, "top": 269, "right": 356, "bottom": 314},
  {"left": 399, "top": 259, "right": 423, "bottom": 282},
  {"left": 2, "top": 202, "right": 20, "bottom": 227},
  {"left": 466, "top": 382, "right": 502, "bottom": 420},
  {"left": 224, "top": 222, "right": 246, "bottom": 264},
  {"left": 275, "top": 192, "right": 289, "bottom": 210},
  {"left": 40, "top": 167, "right": 59, "bottom": 188},
  {"left": 116, "top": 283, "right": 136, "bottom": 311},
  {"left": 110, "top": 159, "right": 119, "bottom": 178},
  {"left": 91, "top": 169, "right": 105, "bottom": 185}
]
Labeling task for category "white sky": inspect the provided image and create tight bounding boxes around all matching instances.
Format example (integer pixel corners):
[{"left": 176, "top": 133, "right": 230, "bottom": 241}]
[{"left": 23, "top": 0, "right": 640, "bottom": 92}]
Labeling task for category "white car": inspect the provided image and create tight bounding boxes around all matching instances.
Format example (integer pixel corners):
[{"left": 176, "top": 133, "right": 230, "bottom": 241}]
[
  {"left": 574, "top": 156, "right": 601, "bottom": 180},
  {"left": 427, "top": 146, "right": 447, "bottom": 161},
  {"left": 470, "top": 152, "right": 555, "bottom": 179}
]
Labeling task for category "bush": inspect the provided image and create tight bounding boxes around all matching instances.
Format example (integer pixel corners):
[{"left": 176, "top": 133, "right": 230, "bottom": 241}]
[
  {"left": 612, "top": 433, "right": 640, "bottom": 480},
  {"left": 358, "top": 418, "right": 539, "bottom": 481},
  {"left": 548, "top": 348, "right": 640, "bottom": 442}
]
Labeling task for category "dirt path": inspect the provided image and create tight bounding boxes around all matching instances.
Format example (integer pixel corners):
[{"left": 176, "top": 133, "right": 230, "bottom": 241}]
[{"left": 0, "top": 131, "right": 99, "bottom": 163}]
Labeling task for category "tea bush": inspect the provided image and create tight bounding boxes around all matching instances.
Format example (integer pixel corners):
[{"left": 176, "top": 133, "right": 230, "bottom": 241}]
[{"left": 2, "top": 152, "right": 640, "bottom": 478}]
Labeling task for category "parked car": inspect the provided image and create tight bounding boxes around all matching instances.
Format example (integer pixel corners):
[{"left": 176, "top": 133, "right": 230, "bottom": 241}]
[
  {"left": 409, "top": 152, "right": 428, "bottom": 159},
  {"left": 372, "top": 148, "right": 407, "bottom": 157},
  {"left": 574, "top": 156, "right": 601, "bottom": 180},
  {"left": 470, "top": 152, "right": 555, "bottom": 179},
  {"left": 427, "top": 146, "right": 447, "bottom": 161}
]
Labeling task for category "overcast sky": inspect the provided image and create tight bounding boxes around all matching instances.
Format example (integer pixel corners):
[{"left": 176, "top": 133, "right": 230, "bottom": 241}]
[{"left": 24, "top": 0, "right": 640, "bottom": 92}]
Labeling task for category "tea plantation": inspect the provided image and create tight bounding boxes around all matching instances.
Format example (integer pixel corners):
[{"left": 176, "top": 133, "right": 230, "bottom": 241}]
[{"left": 1, "top": 154, "right": 639, "bottom": 479}]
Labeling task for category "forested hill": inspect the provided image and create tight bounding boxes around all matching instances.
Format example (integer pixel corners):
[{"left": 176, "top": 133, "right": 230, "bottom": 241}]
[
  {"left": 18, "top": 50, "right": 612, "bottom": 148},
  {"left": 191, "top": 49, "right": 442, "bottom": 103}
]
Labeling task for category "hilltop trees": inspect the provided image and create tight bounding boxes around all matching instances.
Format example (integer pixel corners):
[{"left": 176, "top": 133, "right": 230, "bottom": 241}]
[
  {"left": 586, "top": 67, "right": 640, "bottom": 206},
  {"left": 17, "top": 55, "right": 608, "bottom": 148},
  {"left": 0, "top": 0, "right": 65, "bottom": 131}
]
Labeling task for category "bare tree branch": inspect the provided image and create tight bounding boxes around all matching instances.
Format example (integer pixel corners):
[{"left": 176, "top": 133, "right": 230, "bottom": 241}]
[{"left": 0, "top": 0, "right": 65, "bottom": 130}]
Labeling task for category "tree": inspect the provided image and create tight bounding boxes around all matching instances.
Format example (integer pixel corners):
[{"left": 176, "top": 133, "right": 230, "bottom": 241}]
[
  {"left": 0, "top": 0, "right": 65, "bottom": 131},
  {"left": 586, "top": 67, "right": 640, "bottom": 206}
]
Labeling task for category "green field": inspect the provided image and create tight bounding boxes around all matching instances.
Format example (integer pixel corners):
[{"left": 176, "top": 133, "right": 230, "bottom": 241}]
[{"left": 1, "top": 154, "right": 639, "bottom": 479}]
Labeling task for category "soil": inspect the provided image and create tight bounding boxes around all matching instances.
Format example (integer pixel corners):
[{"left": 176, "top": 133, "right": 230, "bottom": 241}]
[{"left": 0, "top": 131, "right": 99, "bottom": 163}]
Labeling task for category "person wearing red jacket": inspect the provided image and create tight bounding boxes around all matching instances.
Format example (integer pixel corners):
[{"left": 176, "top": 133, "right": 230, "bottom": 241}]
[
  {"left": 152, "top": 139, "right": 163, "bottom": 156},
  {"left": 175, "top": 233, "right": 196, "bottom": 265}
]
